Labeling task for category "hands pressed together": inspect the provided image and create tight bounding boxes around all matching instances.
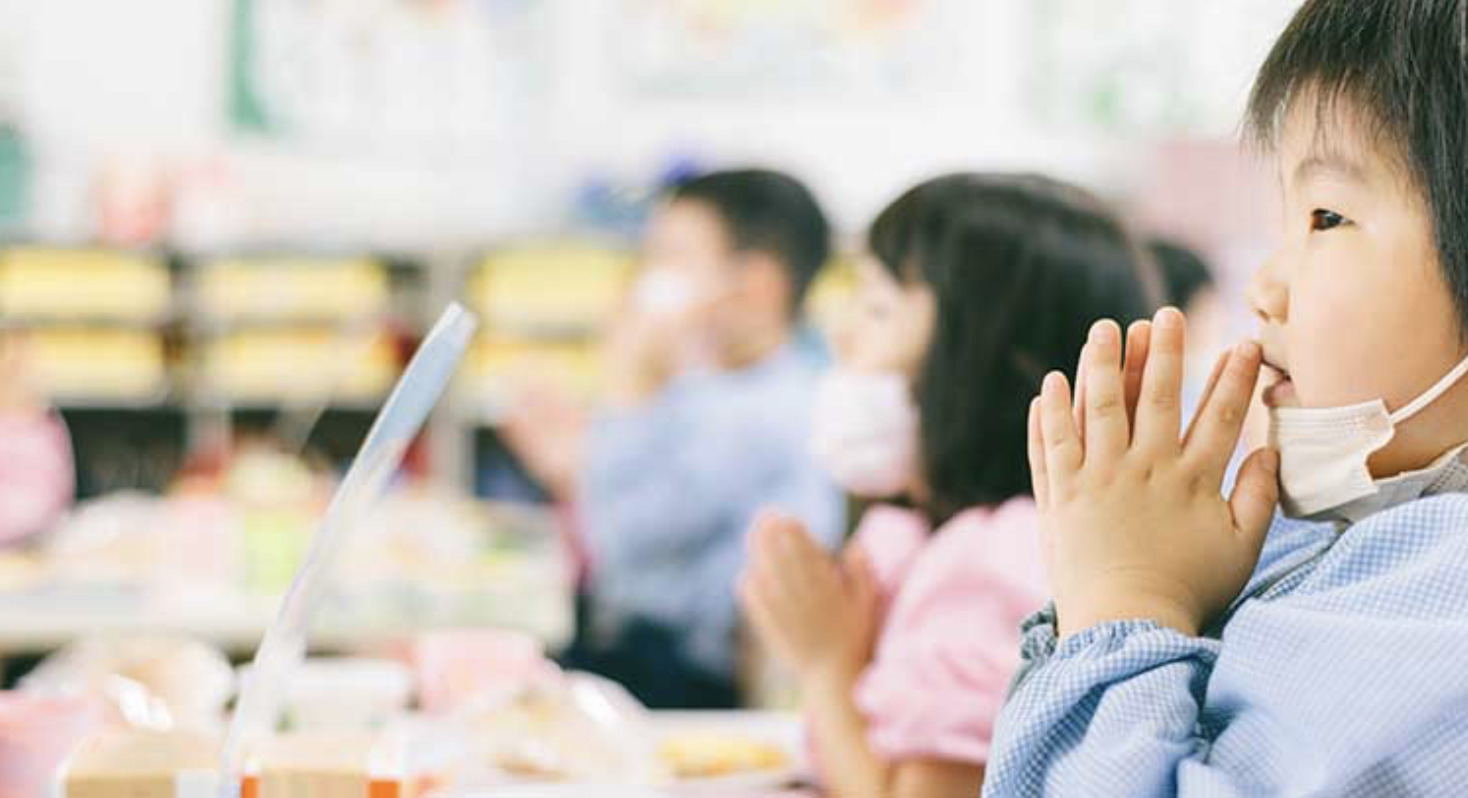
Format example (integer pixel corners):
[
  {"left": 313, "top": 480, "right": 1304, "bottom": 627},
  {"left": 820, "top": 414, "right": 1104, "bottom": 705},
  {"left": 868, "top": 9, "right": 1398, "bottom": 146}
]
[
  {"left": 1030, "top": 307, "right": 1278, "bottom": 638},
  {"left": 742, "top": 307, "right": 1277, "bottom": 693},
  {"left": 741, "top": 512, "right": 881, "bottom": 690}
]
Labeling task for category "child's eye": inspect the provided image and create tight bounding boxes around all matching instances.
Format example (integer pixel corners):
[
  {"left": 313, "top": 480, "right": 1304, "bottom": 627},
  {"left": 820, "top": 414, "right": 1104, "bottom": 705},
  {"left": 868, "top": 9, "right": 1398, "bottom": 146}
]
[{"left": 1310, "top": 209, "right": 1348, "bottom": 232}]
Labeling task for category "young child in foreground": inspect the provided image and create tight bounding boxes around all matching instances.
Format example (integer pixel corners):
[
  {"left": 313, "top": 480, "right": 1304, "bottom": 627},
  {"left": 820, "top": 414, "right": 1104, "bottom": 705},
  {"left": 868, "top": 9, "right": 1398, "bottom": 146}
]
[
  {"left": 741, "top": 173, "right": 1154, "bottom": 797},
  {"left": 984, "top": 1, "right": 1468, "bottom": 795}
]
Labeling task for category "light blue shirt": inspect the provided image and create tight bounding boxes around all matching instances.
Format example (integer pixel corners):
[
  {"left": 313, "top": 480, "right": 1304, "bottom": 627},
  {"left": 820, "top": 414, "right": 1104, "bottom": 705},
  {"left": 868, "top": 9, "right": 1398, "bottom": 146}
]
[
  {"left": 577, "top": 342, "right": 844, "bottom": 677},
  {"left": 985, "top": 485, "right": 1468, "bottom": 796}
]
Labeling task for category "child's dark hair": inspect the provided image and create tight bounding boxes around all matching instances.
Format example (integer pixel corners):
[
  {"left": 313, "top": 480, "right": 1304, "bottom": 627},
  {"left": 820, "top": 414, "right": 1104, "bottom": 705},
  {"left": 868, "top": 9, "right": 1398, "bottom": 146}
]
[
  {"left": 670, "top": 169, "right": 831, "bottom": 313},
  {"left": 1247, "top": 0, "right": 1468, "bottom": 333},
  {"left": 869, "top": 173, "right": 1155, "bottom": 524},
  {"left": 1149, "top": 238, "right": 1216, "bottom": 310}
]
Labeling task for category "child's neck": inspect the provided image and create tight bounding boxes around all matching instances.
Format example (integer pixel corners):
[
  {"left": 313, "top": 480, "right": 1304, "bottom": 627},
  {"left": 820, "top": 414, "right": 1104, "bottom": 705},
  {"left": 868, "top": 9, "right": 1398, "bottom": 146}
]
[{"left": 1369, "top": 381, "right": 1468, "bottom": 478}]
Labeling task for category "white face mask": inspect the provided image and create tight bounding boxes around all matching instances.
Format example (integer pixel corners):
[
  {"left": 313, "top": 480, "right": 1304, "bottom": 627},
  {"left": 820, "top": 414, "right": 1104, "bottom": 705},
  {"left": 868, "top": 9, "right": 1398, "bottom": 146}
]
[
  {"left": 810, "top": 369, "right": 919, "bottom": 498},
  {"left": 631, "top": 268, "right": 699, "bottom": 317},
  {"left": 1270, "top": 353, "right": 1468, "bottom": 520}
]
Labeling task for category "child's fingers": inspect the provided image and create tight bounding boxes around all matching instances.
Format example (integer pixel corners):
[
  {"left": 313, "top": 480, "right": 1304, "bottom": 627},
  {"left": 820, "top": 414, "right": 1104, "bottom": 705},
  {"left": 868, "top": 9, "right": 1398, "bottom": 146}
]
[
  {"left": 1073, "top": 343, "right": 1088, "bottom": 442},
  {"left": 1183, "top": 350, "right": 1229, "bottom": 443},
  {"left": 767, "top": 516, "right": 831, "bottom": 605},
  {"left": 738, "top": 576, "right": 792, "bottom": 664},
  {"left": 1028, "top": 397, "right": 1049, "bottom": 510},
  {"left": 1123, "top": 320, "right": 1152, "bottom": 430},
  {"left": 840, "top": 540, "right": 870, "bottom": 575},
  {"left": 1184, "top": 341, "right": 1264, "bottom": 483},
  {"left": 1229, "top": 446, "right": 1280, "bottom": 550},
  {"left": 1133, "top": 308, "right": 1187, "bottom": 455},
  {"left": 842, "top": 545, "right": 878, "bottom": 602},
  {"left": 781, "top": 519, "right": 835, "bottom": 577},
  {"left": 746, "top": 555, "right": 806, "bottom": 641},
  {"left": 1082, "top": 320, "right": 1129, "bottom": 462},
  {"left": 737, "top": 573, "right": 761, "bottom": 615},
  {"left": 1039, "top": 371, "right": 1082, "bottom": 488},
  {"left": 748, "top": 516, "right": 802, "bottom": 602},
  {"left": 765, "top": 519, "right": 808, "bottom": 581},
  {"left": 745, "top": 510, "right": 783, "bottom": 563}
]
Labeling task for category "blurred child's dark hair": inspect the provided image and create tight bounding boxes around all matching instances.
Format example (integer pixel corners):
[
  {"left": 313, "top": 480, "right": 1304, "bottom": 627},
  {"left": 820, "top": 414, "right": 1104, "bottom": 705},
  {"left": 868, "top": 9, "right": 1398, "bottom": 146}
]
[
  {"left": 1248, "top": 0, "right": 1468, "bottom": 333},
  {"left": 1149, "top": 238, "right": 1216, "bottom": 310},
  {"left": 869, "top": 173, "right": 1156, "bottom": 524},
  {"left": 670, "top": 169, "right": 830, "bottom": 314}
]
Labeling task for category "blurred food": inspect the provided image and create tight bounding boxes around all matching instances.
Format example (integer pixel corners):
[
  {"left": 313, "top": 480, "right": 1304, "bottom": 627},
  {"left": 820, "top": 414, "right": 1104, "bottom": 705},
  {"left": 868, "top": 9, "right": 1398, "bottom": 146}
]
[
  {"left": 21, "top": 636, "right": 235, "bottom": 732},
  {"left": 238, "top": 658, "right": 413, "bottom": 733},
  {"left": 657, "top": 732, "right": 790, "bottom": 780}
]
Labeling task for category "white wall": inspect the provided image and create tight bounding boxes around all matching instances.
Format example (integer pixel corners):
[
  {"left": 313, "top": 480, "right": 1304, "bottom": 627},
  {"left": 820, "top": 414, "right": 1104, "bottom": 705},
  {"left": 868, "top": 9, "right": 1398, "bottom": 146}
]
[{"left": 10, "top": 0, "right": 1298, "bottom": 249}]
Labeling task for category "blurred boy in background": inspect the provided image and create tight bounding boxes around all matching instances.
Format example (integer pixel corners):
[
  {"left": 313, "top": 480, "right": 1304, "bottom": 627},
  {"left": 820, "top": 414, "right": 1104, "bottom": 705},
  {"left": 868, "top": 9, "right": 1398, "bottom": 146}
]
[
  {"left": 504, "top": 169, "right": 844, "bottom": 708},
  {"left": 0, "top": 332, "right": 74, "bottom": 544}
]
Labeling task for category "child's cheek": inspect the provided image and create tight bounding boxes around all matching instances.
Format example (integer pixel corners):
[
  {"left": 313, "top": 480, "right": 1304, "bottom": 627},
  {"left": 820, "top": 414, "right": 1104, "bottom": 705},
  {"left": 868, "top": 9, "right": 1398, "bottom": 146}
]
[{"left": 1288, "top": 264, "right": 1389, "bottom": 408}]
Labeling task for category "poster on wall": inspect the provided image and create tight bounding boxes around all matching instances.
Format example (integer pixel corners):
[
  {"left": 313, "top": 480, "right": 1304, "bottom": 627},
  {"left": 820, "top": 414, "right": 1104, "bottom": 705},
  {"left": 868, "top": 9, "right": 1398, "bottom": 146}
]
[
  {"left": 228, "top": 0, "right": 544, "bottom": 160},
  {"left": 610, "top": 0, "right": 971, "bottom": 100},
  {"left": 1025, "top": 0, "right": 1301, "bottom": 134}
]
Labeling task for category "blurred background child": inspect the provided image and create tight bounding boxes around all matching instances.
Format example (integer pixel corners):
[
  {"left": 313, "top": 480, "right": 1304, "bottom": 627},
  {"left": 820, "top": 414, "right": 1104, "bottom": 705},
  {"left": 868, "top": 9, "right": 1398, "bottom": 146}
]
[
  {"left": 504, "top": 169, "right": 844, "bottom": 709},
  {"left": 741, "top": 173, "right": 1156, "bottom": 797}
]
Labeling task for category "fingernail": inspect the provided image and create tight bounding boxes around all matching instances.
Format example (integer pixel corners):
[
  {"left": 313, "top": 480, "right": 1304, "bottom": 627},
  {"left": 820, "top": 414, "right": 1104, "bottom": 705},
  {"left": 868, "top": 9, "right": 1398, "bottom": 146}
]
[
  {"left": 1090, "top": 321, "right": 1117, "bottom": 344},
  {"left": 1263, "top": 447, "right": 1280, "bottom": 473},
  {"left": 1236, "top": 340, "right": 1261, "bottom": 359},
  {"left": 1043, "top": 371, "right": 1066, "bottom": 393},
  {"left": 1155, "top": 307, "right": 1183, "bottom": 330}
]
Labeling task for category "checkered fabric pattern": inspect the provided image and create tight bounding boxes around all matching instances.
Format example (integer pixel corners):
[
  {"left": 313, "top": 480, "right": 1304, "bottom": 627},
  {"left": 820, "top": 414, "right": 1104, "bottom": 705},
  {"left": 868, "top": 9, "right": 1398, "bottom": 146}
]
[{"left": 983, "top": 493, "right": 1468, "bottom": 797}]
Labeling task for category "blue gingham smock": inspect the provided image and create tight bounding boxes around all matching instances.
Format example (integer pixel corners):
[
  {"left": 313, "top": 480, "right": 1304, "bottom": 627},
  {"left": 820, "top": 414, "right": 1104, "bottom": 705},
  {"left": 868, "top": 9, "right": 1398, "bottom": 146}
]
[{"left": 983, "top": 455, "right": 1468, "bottom": 797}]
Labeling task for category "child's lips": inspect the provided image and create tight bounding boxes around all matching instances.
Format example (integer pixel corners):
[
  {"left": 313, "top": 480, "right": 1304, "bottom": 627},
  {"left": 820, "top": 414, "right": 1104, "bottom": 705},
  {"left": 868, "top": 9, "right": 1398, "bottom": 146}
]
[{"left": 1261, "top": 364, "right": 1298, "bottom": 408}]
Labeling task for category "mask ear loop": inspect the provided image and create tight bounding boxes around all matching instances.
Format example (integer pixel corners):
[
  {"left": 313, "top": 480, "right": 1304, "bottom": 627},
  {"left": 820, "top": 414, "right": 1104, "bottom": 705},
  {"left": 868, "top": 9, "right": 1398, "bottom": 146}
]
[{"left": 1390, "top": 353, "right": 1468, "bottom": 424}]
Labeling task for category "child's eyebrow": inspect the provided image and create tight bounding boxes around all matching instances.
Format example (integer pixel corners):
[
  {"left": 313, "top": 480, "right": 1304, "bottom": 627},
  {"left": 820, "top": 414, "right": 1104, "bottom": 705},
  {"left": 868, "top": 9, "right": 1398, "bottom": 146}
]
[{"left": 1293, "top": 153, "right": 1370, "bottom": 187}]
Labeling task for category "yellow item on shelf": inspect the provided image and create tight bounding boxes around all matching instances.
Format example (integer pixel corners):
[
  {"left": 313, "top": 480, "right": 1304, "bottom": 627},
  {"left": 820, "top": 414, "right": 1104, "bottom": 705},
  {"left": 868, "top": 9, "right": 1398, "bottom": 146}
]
[
  {"left": 28, "top": 328, "right": 167, "bottom": 400},
  {"left": 464, "top": 335, "right": 603, "bottom": 399},
  {"left": 199, "top": 328, "right": 397, "bottom": 402},
  {"left": 468, "top": 244, "right": 634, "bottom": 333},
  {"left": 197, "top": 258, "right": 389, "bottom": 322},
  {"left": 0, "top": 247, "right": 170, "bottom": 321}
]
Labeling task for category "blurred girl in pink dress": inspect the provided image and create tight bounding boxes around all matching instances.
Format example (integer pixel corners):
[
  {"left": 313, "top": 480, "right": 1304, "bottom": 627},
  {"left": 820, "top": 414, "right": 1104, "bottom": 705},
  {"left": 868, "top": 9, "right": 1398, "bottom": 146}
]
[{"left": 742, "top": 173, "right": 1157, "bottom": 797}]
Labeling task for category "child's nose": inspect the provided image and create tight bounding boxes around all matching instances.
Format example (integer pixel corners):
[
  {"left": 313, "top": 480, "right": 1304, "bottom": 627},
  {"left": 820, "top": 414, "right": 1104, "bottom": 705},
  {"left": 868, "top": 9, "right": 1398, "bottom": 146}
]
[{"left": 1246, "top": 252, "right": 1289, "bottom": 324}]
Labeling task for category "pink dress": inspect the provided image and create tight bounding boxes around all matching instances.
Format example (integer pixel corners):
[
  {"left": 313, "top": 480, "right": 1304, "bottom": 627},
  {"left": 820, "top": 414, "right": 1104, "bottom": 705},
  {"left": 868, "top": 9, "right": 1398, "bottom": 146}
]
[
  {"left": 0, "top": 412, "right": 74, "bottom": 544},
  {"left": 850, "top": 499, "right": 1046, "bottom": 766}
]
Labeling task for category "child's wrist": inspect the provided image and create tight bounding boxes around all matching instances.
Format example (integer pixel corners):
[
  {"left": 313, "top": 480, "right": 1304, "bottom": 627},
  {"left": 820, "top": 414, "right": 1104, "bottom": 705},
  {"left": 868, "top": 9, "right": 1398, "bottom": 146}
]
[
  {"left": 801, "top": 658, "right": 863, "bottom": 697},
  {"left": 1058, "top": 595, "right": 1201, "bottom": 639}
]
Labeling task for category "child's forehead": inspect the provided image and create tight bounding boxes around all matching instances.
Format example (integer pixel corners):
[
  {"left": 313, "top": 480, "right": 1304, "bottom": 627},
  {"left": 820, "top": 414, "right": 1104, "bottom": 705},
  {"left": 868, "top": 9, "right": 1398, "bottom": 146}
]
[{"left": 1277, "top": 93, "right": 1412, "bottom": 192}]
